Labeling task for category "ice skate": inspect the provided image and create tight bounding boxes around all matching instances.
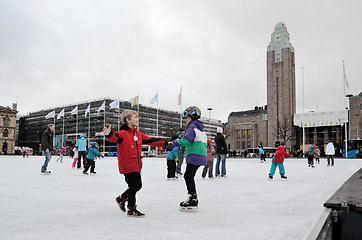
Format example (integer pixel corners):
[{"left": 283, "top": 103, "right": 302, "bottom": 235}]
[
  {"left": 281, "top": 175, "right": 287, "bottom": 179},
  {"left": 115, "top": 195, "right": 127, "bottom": 212},
  {"left": 176, "top": 171, "right": 183, "bottom": 176},
  {"left": 41, "top": 170, "right": 51, "bottom": 175},
  {"left": 82, "top": 172, "right": 88, "bottom": 175},
  {"left": 179, "top": 194, "right": 198, "bottom": 212},
  {"left": 127, "top": 205, "right": 145, "bottom": 217},
  {"left": 167, "top": 176, "right": 178, "bottom": 180},
  {"left": 90, "top": 171, "right": 96, "bottom": 175},
  {"left": 269, "top": 175, "right": 273, "bottom": 180}
]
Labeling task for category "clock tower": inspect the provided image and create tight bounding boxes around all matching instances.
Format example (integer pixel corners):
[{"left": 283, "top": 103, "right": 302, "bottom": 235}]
[{"left": 266, "top": 22, "right": 296, "bottom": 148}]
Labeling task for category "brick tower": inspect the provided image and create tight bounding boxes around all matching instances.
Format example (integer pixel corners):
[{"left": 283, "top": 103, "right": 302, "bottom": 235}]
[{"left": 266, "top": 22, "right": 296, "bottom": 149}]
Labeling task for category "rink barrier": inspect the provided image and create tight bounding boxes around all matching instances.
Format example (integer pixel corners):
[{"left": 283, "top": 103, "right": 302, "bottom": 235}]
[{"left": 305, "top": 167, "right": 362, "bottom": 240}]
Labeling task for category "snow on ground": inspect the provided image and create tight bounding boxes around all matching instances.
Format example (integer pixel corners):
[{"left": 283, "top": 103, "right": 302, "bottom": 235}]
[{"left": 0, "top": 155, "right": 361, "bottom": 240}]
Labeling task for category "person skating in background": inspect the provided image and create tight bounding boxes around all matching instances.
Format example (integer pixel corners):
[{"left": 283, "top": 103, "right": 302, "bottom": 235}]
[
  {"left": 72, "top": 147, "right": 79, "bottom": 168},
  {"left": 83, "top": 142, "right": 104, "bottom": 175},
  {"left": 176, "top": 128, "right": 186, "bottom": 175},
  {"left": 169, "top": 106, "right": 207, "bottom": 211},
  {"left": 259, "top": 144, "right": 266, "bottom": 163},
  {"left": 202, "top": 139, "right": 215, "bottom": 179},
  {"left": 268, "top": 141, "right": 290, "bottom": 179},
  {"left": 314, "top": 146, "right": 321, "bottom": 164},
  {"left": 40, "top": 124, "right": 55, "bottom": 174},
  {"left": 325, "top": 140, "right": 335, "bottom": 166},
  {"left": 166, "top": 134, "right": 179, "bottom": 180},
  {"left": 75, "top": 134, "right": 87, "bottom": 169},
  {"left": 104, "top": 110, "right": 168, "bottom": 217},
  {"left": 215, "top": 127, "right": 228, "bottom": 177},
  {"left": 56, "top": 147, "right": 66, "bottom": 162},
  {"left": 305, "top": 146, "right": 317, "bottom": 168}
]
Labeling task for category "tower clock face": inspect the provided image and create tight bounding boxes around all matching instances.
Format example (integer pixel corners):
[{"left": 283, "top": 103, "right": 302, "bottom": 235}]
[{"left": 274, "top": 34, "right": 281, "bottom": 41}]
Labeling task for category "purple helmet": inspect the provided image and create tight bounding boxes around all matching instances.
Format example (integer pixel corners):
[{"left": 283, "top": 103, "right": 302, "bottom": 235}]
[{"left": 183, "top": 106, "right": 201, "bottom": 120}]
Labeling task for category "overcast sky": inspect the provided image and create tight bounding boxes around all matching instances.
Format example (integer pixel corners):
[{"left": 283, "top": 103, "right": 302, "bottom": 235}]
[{"left": 1, "top": 0, "right": 361, "bottom": 122}]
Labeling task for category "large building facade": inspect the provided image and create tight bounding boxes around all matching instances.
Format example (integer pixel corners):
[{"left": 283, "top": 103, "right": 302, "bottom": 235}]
[
  {"left": 0, "top": 105, "right": 17, "bottom": 154},
  {"left": 18, "top": 98, "right": 222, "bottom": 153}
]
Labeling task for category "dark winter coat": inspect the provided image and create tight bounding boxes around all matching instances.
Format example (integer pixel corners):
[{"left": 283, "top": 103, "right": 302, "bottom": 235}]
[
  {"left": 41, "top": 128, "right": 54, "bottom": 151},
  {"left": 105, "top": 125, "right": 167, "bottom": 174},
  {"left": 215, "top": 133, "right": 228, "bottom": 154}
]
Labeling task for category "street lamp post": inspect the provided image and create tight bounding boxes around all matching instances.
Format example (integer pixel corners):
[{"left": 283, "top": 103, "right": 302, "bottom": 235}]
[{"left": 207, "top": 108, "right": 212, "bottom": 137}]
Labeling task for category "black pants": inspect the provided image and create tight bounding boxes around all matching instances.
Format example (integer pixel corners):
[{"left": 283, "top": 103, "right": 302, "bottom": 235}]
[
  {"left": 307, "top": 156, "right": 314, "bottom": 166},
  {"left": 122, "top": 172, "right": 142, "bottom": 208},
  {"left": 327, "top": 155, "right": 334, "bottom": 165},
  {"left": 167, "top": 160, "right": 176, "bottom": 178},
  {"left": 260, "top": 153, "right": 266, "bottom": 161},
  {"left": 83, "top": 159, "right": 95, "bottom": 173},
  {"left": 78, "top": 151, "right": 87, "bottom": 168},
  {"left": 184, "top": 164, "right": 200, "bottom": 195}
]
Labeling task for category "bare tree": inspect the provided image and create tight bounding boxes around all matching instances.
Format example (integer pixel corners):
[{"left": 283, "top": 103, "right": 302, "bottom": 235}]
[{"left": 272, "top": 116, "right": 296, "bottom": 143}]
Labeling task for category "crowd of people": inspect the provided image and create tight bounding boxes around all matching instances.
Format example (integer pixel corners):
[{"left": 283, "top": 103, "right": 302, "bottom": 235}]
[{"left": 37, "top": 106, "right": 339, "bottom": 218}]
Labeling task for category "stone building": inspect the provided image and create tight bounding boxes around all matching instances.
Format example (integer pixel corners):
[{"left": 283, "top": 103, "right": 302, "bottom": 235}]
[
  {"left": 349, "top": 92, "right": 362, "bottom": 140},
  {"left": 0, "top": 105, "right": 17, "bottom": 154}
]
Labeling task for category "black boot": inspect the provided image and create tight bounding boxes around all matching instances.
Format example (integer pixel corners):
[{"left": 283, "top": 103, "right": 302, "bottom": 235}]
[
  {"left": 179, "top": 194, "right": 198, "bottom": 211},
  {"left": 115, "top": 195, "right": 127, "bottom": 212},
  {"left": 127, "top": 205, "right": 145, "bottom": 217},
  {"left": 281, "top": 175, "right": 287, "bottom": 179}
]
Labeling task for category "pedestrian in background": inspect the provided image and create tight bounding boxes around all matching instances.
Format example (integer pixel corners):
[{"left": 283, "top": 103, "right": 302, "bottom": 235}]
[
  {"left": 40, "top": 124, "right": 55, "bottom": 174},
  {"left": 215, "top": 127, "right": 228, "bottom": 177}
]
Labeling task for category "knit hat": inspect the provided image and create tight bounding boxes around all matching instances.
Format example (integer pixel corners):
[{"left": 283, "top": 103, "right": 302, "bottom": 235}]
[
  {"left": 207, "top": 139, "right": 212, "bottom": 146},
  {"left": 280, "top": 141, "right": 286, "bottom": 146},
  {"left": 171, "top": 134, "right": 178, "bottom": 141}
]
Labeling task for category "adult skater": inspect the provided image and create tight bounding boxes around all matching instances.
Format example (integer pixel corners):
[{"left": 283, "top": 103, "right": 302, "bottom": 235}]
[
  {"left": 325, "top": 140, "right": 335, "bottom": 166},
  {"left": 103, "top": 110, "right": 168, "bottom": 217},
  {"left": 169, "top": 106, "right": 207, "bottom": 211},
  {"left": 75, "top": 134, "right": 87, "bottom": 169},
  {"left": 268, "top": 141, "right": 290, "bottom": 179},
  {"left": 215, "top": 127, "right": 228, "bottom": 177},
  {"left": 40, "top": 124, "right": 55, "bottom": 174}
]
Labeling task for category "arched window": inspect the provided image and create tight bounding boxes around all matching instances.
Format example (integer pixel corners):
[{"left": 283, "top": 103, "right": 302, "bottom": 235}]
[
  {"left": 3, "top": 129, "right": 9, "bottom": 138},
  {"left": 3, "top": 116, "right": 10, "bottom": 126}
]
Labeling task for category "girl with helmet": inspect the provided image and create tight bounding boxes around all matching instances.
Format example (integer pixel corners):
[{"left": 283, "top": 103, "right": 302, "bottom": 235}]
[{"left": 169, "top": 106, "right": 208, "bottom": 211}]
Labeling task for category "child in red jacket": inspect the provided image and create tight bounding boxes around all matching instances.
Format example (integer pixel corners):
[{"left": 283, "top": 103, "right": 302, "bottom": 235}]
[
  {"left": 103, "top": 110, "right": 167, "bottom": 217},
  {"left": 269, "top": 141, "right": 290, "bottom": 179}
]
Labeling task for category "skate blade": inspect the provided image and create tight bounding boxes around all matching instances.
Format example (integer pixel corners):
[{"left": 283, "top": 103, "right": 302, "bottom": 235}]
[{"left": 179, "top": 206, "right": 198, "bottom": 212}]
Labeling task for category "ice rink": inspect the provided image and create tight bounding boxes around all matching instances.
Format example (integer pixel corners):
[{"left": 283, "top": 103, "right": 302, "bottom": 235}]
[{"left": 1, "top": 155, "right": 361, "bottom": 240}]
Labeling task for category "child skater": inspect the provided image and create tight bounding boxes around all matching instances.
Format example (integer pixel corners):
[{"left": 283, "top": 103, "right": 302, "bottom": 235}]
[
  {"left": 305, "top": 145, "right": 317, "bottom": 168},
  {"left": 83, "top": 142, "right": 104, "bottom": 175},
  {"left": 169, "top": 106, "right": 207, "bottom": 211},
  {"left": 314, "top": 146, "right": 321, "bottom": 164},
  {"left": 202, "top": 139, "right": 215, "bottom": 179},
  {"left": 269, "top": 141, "right": 290, "bottom": 179},
  {"left": 166, "top": 134, "right": 179, "bottom": 180},
  {"left": 103, "top": 110, "right": 168, "bottom": 217},
  {"left": 72, "top": 147, "right": 78, "bottom": 168}
]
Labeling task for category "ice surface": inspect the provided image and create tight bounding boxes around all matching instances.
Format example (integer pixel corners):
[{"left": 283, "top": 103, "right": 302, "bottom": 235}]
[{"left": 0, "top": 156, "right": 361, "bottom": 240}]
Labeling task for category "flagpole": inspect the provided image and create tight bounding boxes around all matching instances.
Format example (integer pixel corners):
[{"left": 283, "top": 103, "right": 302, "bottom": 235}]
[
  {"left": 103, "top": 100, "right": 106, "bottom": 153},
  {"left": 53, "top": 114, "right": 56, "bottom": 150},
  {"left": 76, "top": 105, "right": 78, "bottom": 140},
  {"left": 62, "top": 113, "right": 65, "bottom": 147},
  {"left": 117, "top": 98, "right": 120, "bottom": 130},
  {"left": 180, "top": 87, "right": 182, "bottom": 128},
  {"left": 88, "top": 107, "right": 91, "bottom": 148},
  {"left": 156, "top": 91, "right": 159, "bottom": 157}
]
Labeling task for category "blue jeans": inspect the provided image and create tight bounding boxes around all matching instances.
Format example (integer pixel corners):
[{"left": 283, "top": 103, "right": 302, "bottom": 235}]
[
  {"left": 176, "top": 151, "right": 185, "bottom": 173},
  {"left": 269, "top": 162, "right": 285, "bottom": 176},
  {"left": 41, "top": 151, "right": 51, "bottom": 171},
  {"left": 215, "top": 153, "right": 226, "bottom": 176}
]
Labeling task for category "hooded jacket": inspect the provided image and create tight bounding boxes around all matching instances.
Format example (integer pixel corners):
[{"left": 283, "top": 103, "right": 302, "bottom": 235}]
[
  {"left": 173, "top": 120, "right": 207, "bottom": 166},
  {"left": 105, "top": 125, "right": 167, "bottom": 174},
  {"left": 87, "top": 147, "right": 103, "bottom": 160},
  {"left": 75, "top": 135, "right": 87, "bottom": 152},
  {"left": 272, "top": 146, "right": 290, "bottom": 163}
]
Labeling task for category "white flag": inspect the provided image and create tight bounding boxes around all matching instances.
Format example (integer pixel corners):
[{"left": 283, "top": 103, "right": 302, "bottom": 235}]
[
  {"left": 45, "top": 110, "right": 55, "bottom": 119},
  {"left": 85, "top": 104, "right": 90, "bottom": 117},
  {"left": 97, "top": 101, "right": 105, "bottom": 114},
  {"left": 178, "top": 87, "right": 182, "bottom": 105},
  {"left": 129, "top": 95, "right": 139, "bottom": 107},
  {"left": 109, "top": 99, "right": 119, "bottom": 109},
  {"left": 71, "top": 106, "right": 78, "bottom": 115},
  {"left": 149, "top": 92, "right": 158, "bottom": 104},
  {"left": 57, "top": 109, "right": 65, "bottom": 119}
]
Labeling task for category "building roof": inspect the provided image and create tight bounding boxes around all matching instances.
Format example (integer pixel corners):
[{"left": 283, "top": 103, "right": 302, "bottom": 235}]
[
  {"left": 0, "top": 105, "right": 17, "bottom": 114},
  {"left": 229, "top": 107, "right": 267, "bottom": 118}
]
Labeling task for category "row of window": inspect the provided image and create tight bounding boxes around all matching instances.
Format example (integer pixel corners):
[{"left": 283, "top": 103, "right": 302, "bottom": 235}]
[{"left": 236, "top": 129, "right": 252, "bottom": 138}]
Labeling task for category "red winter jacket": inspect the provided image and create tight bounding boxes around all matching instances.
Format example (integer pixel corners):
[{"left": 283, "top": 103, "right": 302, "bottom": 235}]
[
  {"left": 272, "top": 146, "right": 290, "bottom": 163},
  {"left": 105, "top": 125, "right": 166, "bottom": 174}
]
